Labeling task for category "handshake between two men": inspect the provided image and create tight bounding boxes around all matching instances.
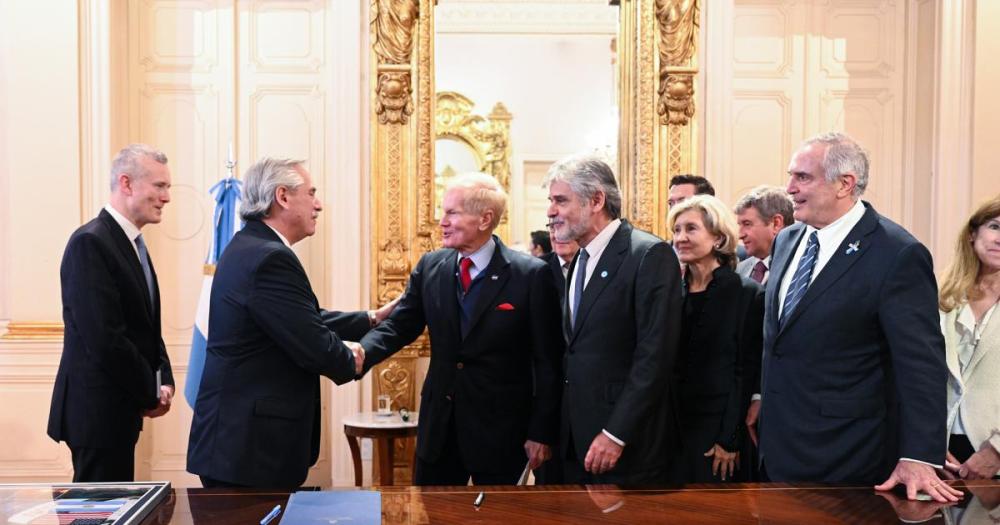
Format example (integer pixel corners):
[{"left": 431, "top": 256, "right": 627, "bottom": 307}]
[{"left": 345, "top": 294, "right": 402, "bottom": 376}]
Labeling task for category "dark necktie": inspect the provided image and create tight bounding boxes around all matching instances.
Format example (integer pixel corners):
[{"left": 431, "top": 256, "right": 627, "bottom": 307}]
[
  {"left": 459, "top": 257, "right": 473, "bottom": 293},
  {"left": 571, "top": 248, "right": 590, "bottom": 329},
  {"left": 750, "top": 260, "right": 767, "bottom": 284},
  {"left": 135, "top": 234, "right": 155, "bottom": 303},
  {"left": 780, "top": 232, "right": 819, "bottom": 327}
]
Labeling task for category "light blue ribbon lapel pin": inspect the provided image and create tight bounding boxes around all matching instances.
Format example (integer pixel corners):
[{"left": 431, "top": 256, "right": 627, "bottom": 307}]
[
  {"left": 846, "top": 240, "right": 860, "bottom": 255},
  {"left": 600, "top": 270, "right": 608, "bottom": 278}
]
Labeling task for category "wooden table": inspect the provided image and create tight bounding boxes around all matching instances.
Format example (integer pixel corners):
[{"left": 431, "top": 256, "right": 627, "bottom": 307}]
[
  {"left": 343, "top": 411, "right": 419, "bottom": 486},
  {"left": 133, "top": 481, "right": 1000, "bottom": 524}
]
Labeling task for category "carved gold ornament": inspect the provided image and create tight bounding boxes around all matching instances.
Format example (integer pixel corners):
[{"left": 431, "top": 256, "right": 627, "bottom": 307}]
[
  {"left": 655, "top": 0, "right": 699, "bottom": 127},
  {"left": 372, "top": 0, "right": 420, "bottom": 125}
]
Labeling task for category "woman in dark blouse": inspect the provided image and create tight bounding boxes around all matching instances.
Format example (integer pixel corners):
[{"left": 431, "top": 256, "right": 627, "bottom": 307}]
[{"left": 668, "top": 195, "right": 764, "bottom": 483}]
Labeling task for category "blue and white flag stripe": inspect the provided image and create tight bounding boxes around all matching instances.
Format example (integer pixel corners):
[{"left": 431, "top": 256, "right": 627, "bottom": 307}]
[{"left": 185, "top": 178, "right": 242, "bottom": 409}]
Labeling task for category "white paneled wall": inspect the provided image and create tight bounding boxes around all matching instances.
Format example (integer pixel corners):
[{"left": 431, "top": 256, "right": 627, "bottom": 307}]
[{"left": 705, "top": 0, "right": 909, "bottom": 220}]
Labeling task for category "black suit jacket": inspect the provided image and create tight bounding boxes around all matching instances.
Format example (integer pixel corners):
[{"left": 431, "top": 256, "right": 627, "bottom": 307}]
[
  {"left": 360, "top": 237, "right": 564, "bottom": 473},
  {"left": 542, "top": 251, "right": 569, "bottom": 299},
  {"left": 561, "top": 220, "right": 683, "bottom": 483},
  {"left": 678, "top": 266, "right": 763, "bottom": 451},
  {"left": 759, "top": 202, "right": 948, "bottom": 483},
  {"left": 48, "top": 209, "right": 174, "bottom": 448},
  {"left": 186, "top": 219, "right": 370, "bottom": 488}
]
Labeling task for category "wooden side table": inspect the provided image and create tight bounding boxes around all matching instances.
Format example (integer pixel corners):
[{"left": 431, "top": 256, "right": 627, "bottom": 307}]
[{"left": 343, "top": 412, "right": 418, "bottom": 487}]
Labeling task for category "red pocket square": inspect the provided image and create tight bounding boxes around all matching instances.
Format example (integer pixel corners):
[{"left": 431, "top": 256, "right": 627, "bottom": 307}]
[{"left": 496, "top": 303, "right": 515, "bottom": 311}]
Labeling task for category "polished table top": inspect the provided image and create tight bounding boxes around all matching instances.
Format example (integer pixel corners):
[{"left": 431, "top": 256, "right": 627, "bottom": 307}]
[{"left": 136, "top": 481, "right": 1000, "bottom": 524}]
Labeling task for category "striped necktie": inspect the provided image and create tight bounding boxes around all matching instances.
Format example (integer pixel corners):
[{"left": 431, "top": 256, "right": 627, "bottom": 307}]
[{"left": 779, "top": 232, "right": 818, "bottom": 328}]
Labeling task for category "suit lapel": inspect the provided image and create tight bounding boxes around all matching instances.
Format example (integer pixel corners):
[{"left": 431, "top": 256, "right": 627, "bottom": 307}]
[
  {"left": 944, "top": 315, "right": 963, "bottom": 386},
  {"left": 99, "top": 210, "right": 155, "bottom": 321},
  {"left": 964, "top": 306, "right": 1000, "bottom": 380},
  {"left": 768, "top": 224, "right": 804, "bottom": 333},
  {"left": 779, "top": 204, "right": 879, "bottom": 333},
  {"left": 432, "top": 252, "right": 463, "bottom": 342},
  {"left": 464, "top": 239, "right": 512, "bottom": 339},
  {"left": 570, "top": 221, "right": 630, "bottom": 343}
]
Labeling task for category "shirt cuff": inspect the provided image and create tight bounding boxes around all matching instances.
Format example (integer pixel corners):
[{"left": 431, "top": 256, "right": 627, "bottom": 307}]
[
  {"left": 751, "top": 393, "right": 762, "bottom": 401},
  {"left": 602, "top": 429, "right": 625, "bottom": 447},
  {"left": 900, "top": 457, "right": 942, "bottom": 469}
]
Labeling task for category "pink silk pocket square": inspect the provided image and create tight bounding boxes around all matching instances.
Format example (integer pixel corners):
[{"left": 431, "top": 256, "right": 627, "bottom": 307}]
[{"left": 496, "top": 303, "right": 515, "bottom": 311}]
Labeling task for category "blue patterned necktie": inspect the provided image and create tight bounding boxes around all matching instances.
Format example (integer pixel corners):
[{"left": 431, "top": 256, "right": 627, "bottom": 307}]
[
  {"left": 571, "top": 248, "right": 590, "bottom": 329},
  {"left": 135, "top": 234, "right": 155, "bottom": 303},
  {"left": 780, "top": 231, "right": 819, "bottom": 327}
]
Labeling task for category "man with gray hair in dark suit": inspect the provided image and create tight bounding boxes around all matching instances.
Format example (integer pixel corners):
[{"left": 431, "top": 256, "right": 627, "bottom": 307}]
[
  {"left": 546, "top": 154, "right": 683, "bottom": 485},
  {"left": 187, "top": 158, "right": 396, "bottom": 488}
]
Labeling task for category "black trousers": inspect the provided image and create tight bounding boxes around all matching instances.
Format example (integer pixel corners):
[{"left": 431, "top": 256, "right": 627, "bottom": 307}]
[
  {"left": 414, "top": 411, "right": 522, "bottom": 486},
  {"left": 70, "top": 445, "right": 135, "bottom": 482}
]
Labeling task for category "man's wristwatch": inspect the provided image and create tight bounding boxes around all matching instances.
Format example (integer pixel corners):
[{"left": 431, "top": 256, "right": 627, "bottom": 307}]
[{"left": 368, "top": 310, "right": 377, "bottom": 327}]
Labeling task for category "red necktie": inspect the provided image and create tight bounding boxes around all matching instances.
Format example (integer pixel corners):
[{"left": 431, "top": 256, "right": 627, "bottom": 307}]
[
  {"left": 460, "top": 257, "right": 473, "bottom": 292},
  {"left": 750, "top": 260, "right": 767, "bottom": 284}
]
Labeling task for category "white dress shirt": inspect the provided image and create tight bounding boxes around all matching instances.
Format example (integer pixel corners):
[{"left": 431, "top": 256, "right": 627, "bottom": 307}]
[
  {"left": 568, "top": 218, "right": 621, "bottom": 321},
  {"left": 456, "top": 237, "right": 496, "bottom": 283},
  {"left": 104, "top": 204, "right": 143, "bottom": 262},
  {"left": 566, "top": 218, "right": 626, "bottom": 446},
  {"left": 777, "top": 199, "right": 866, "bottom": 318}
]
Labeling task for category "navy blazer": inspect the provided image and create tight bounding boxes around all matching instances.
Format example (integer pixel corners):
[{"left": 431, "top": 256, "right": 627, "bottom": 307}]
[
  {"left": 48, "top": 209, "right": 174, "bottom": 448},
  {"left": 759, "top": 202, "right": 948, "bottom": 483},
  {"left": 186, "top": 219, "right": 370, "bottom": 488},
  {"left": 359, "top": 237, "right": 564, "bottom": 474},
  {"left": 561, "top": 220, "right": 683, "bottom": 483}
]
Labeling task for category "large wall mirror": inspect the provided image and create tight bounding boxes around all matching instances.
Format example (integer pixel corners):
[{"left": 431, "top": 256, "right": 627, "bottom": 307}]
[
  {"left": 435, "top": 0, "right": 619, "bottom": 246},
  {"left": 434, "top": 91, "right": 513, "bottom": 239}
]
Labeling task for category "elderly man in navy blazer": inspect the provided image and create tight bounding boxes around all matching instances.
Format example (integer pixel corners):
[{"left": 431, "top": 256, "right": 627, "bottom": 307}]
[
  {"left": 759, "top": 132, "right": 961, "bottom": 502},
  {"left": 358, "top": 173, "right": 564, "bottom": 486}
]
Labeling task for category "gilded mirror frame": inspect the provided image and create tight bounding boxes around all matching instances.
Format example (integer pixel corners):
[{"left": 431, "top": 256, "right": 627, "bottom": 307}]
[
  {"left": 367, "top": 0, "right": 700, "bottom": 483},
  {"left": 434, "top": 91, "right": 513, "bottom": 240}
]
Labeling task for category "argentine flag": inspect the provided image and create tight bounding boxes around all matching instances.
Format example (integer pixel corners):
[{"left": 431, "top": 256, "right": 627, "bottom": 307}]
[{"left": 185, "top": 177, "right": 242, "bottom": 409}]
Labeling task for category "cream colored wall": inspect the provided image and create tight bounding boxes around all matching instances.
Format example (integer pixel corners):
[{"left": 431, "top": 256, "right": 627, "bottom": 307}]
[
  {"left": 0, "top": 0, "right": 370, "bottom": 487},
  {"left": 0, "top": 0, "right": 81, "bottom": 482},
  {"left": 973, "top": 0, "right": 1000, "bottom": 203},
  {"left": 702, "top": 0, "right": 986, "bottom": 269}
]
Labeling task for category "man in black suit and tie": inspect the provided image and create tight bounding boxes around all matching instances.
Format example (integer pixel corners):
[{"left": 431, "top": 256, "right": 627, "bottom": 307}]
[
  {"left": 48, "top": 144, "right": 175, "bottom": 482},
  {"left": 358, "top": 173, "right": 564, "bottom": 486},
  {"left": 187, "top": 158, "right": 393, "bottom": 488},
  {"left": 759, "top": 132, "right": 961, "bottom": 502},
  {"left": 545, "top": 155, "right": 683, "bottom": 485}
]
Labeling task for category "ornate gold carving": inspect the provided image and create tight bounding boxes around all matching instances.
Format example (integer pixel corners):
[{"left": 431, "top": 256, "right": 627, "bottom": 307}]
[
  {"left": 434, "top": 91, "right": 513, "bottom": 235},
  {"left": 375, "top": 69, "right": 414, "bottom": 124},
  {"left": 370, "top": 0, "right": 434, "bottom": 482},
  {"left": 655, "top": 0, "right": 699, "bottom": 127},
  {"left": 1, "top": 322, "right": 63, "bottom": 340},
  {"left": 656, "top": 0, "right": 698, "bottom": 65},
  {"left": 633, "top": 0, "right": 658, "bottom": 234},
  {"left": 377, "top": 359, "right": 413, "bottom": 412},
  {"left": 371, "top": 0, "right": 420, "bottom": 125},
  {"left": 659, "top": 72, "right": 696, "bottom": 126}
]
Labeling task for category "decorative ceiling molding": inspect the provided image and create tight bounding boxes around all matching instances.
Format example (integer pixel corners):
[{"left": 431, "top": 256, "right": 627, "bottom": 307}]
[{"left": 435, "top": 1, "right": 618, "bottom": 35}]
